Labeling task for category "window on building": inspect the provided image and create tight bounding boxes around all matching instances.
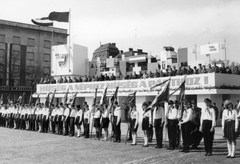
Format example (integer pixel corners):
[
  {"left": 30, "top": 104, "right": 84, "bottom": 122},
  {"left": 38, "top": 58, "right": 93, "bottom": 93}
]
[
  {"left": 0, "top": 64, "right": 4, "bottom": 72},
  {"left": 11, "top": 50, "right": 20, "bottom": 65},
  {"left": 27, "top": 52, "right": 34, "bottom": 61},
  {"left": 44, "top": 40, "right": 51, "bottom": 49},
  {"left": 43, "top": 67, "right": 50, "bottom": 76},
  {"left": 13, "top": 79, "right": 19, "bottom": 86},
  {"left": 13, "top": 36, "right": 20, "bottom": 45},
  {"left": 0, "top": 34, "right": 5, "bottom": 43},
  {"left": 12, "top": 65, "right": 20, "bottom": 73},
  {"left": 26, "top": 66, "right": 34, "bottom": 73},
  {"left": 43, "top": 53, "right": 50, "bottom": 62},
  {"left": 0, "top": 49, "right": 5, "bottom": 63},
  {"left": 27, "top": 38, "right": 35, "bottom": 47}
]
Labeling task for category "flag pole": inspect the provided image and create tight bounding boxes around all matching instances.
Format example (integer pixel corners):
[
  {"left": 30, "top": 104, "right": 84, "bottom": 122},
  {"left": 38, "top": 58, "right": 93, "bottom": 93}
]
[{"left": 68, "top": 8, "right": 71, "bottom": 72}]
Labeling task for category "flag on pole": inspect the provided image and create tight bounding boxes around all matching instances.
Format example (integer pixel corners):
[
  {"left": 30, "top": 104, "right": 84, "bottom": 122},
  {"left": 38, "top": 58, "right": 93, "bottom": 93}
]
[
  {"left": 45, "top": 92, "right": 51, "bottom": 107},
  {"left": 110, "top": 86, "right": 119, "bottom": 103},
  {"left": 31, "top": 18, "right": 53, "bottom": 26},
  {"left": 0, "top": 94, "right": 3, "bottom": 105},
  {"left": 7, "top": 94, "right": 11, "bottom": 104},
  {"left": 22, "top": 92, "right": 25, "bottom": 105},
  {"left": 150, "top": 79, "right": 169, "bottom": 91},
  {"left": 122, "top": 91, "right": 137, "bottom": 105},
  {"left": 50, "top": 89, "right": 56, "bottom": 106},
  {"left": 177, "top": 81, "right": 186, "bottom": 102},
  {"left": 39, "top": 11, "right": 69, "bottom": 22},
  {"left": 100, "top": 84, "right": 108, "bottom": 105},
  {"left": 92, "top": 87, "right": 98, "bottom": 106},
  {"left": 63, "top": 88, "right": 69, "bottom": 104},
  {"left": 28, "top": 94, "right": 33, "bottom": 105},
  {"left": 67, "top": 92, "right": 78, "bottom": 106},
  {"left": 35, "top": 94, "right": 40, "bottom": 106},
  {"left": 146, "top": 81, "right": 170, "bottom": 112}
]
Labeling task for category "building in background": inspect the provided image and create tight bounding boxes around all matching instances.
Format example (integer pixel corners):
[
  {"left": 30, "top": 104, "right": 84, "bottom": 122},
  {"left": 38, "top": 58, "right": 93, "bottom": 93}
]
[{"left": 0, "top": 19, "right": 68, "bottom": 103}]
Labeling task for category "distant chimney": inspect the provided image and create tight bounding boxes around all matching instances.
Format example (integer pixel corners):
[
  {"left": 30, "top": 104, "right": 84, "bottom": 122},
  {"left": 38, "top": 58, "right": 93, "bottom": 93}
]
[{"left": 129, "top": 48, "right": 133, "bottom": 51}]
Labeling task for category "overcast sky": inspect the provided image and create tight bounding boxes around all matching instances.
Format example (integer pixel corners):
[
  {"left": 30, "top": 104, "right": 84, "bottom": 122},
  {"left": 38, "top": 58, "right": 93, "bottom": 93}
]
[{"left": 2, "top": 0, "right": 240, "bottom": 63}]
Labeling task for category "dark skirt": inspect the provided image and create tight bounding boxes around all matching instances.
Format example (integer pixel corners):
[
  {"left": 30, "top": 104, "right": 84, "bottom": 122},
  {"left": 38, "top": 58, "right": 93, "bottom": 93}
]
[
  {"left": 75, "top": 116, "right": 82, "bottom": 126},
  {"left": 58, "top": 115, "right": 62, "bottom": 123},
  {"left": 224, "top": 120, "right": 238, "bottom": 141},
  {"left": 130, "top": 118, "right": 138, "bottom": 132},
  {"left": 37, "top": 114, "right": 42, "bottom": 122},
  {"left": 24, "top": 114, "right": 29, "bottom": 121},
  {"left": 94, "top": 118, "right": 101, "bottom": 128},
  {"left": 102, "top": 117, "right": 109, "bottom": 128},
  {"left": 142, "top": 117, "right": 150, "bottom": 131}
]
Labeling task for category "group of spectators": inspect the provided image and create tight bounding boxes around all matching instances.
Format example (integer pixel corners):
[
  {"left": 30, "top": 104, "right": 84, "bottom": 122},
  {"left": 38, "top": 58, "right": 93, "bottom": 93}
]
[{"left": 38, "top": 62, "right": 240, "bottom": 84}]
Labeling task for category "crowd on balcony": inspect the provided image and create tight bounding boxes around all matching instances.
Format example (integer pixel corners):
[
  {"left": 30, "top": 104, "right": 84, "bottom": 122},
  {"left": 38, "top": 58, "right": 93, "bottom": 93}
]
[{"left": 38, "top": 62, "right": 240, "bottom": 84}]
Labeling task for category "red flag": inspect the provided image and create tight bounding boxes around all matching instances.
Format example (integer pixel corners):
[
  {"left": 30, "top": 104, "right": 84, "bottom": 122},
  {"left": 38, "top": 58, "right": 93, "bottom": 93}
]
[
  {"left": 0, "top": 94, "right": 3, "bottom": 105},
  {"left": 67, "top": 92, "right": 78, "bottom": 106},
  {"left": 146, "top": 81, "right": 170, "bottom": 112},
  {"left": 31, "top": 18, "right": 53, "bottom": 26},
  {"left": 177, "top": 81, "right": 185, "bottom": 102},
  {"left": 100, "top": 85, "right": 108, "bottom": 105},
  {"left": 122, "top": 91, "right": 137, "bottom": 105},
  {"left": 92, "top": 87, "right": 98, "bottom": 106},
  {"left": 150, "top": 79, "right": 169, "bottom": 91},
  {"left": 48, "top": 12, "right": 69, "bottom": 22},
  {"left": 63, "top": 88, "right": 69, "bottom": 104},
  {"left": 35, "top": 94, "right": 40, "bottom": 105},
  {"left": 28, "top": 94, "right": 33, "bottom": 105},
  {"left": 45, "top": 92, "right": 51, "bottom": 107},
  {"left": 111, "top": 86, "right": 119, "bottom": 103},
  {"left": 50, "top": 89, "right": 56, "bottom": 106}
]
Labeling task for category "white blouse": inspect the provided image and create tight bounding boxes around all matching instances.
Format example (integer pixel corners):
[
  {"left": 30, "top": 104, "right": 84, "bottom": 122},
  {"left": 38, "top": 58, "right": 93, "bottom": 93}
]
[
  {"left": 200, "top": 107, "right": 216, "bottom": 127},
  {"left": 222, "top": 109, "right": 238, "bottom": 131}
]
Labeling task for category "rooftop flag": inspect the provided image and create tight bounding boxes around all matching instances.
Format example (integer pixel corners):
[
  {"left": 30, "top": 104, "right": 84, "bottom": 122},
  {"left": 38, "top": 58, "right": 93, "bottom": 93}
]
[{"left": 31, "top": 18, "right": 53, "bottom": 26}]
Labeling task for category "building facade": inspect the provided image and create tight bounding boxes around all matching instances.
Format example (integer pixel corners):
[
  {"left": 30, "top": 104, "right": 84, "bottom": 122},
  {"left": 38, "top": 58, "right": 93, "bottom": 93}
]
[{"left": 0, "top": 19, "right": 68, "bottom": 103}]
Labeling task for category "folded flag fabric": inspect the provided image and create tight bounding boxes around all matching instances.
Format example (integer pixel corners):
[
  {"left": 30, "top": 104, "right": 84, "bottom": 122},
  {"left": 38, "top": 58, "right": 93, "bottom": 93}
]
[
  {"left": 48, "top": 12, "right": 69, "bottom": 22},
  {"left": 31, "top": 18, "right": 53, "bottom": 26}
]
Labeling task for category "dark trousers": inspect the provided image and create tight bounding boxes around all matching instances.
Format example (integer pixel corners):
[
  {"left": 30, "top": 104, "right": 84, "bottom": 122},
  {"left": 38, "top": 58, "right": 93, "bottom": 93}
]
[
  {"left": 190, "top": 123, "right": 202, "bottom": 147},
  {"left": 58, "top": 116, "right": 63, "bottom": 135},
  {"left": 167, "top": 119, "right": 178, "bottom": 148},
  {"left": 202, "top": 120, "right": 214, "bottom": 153},
  {"left": 42, "top": 117, "right": 49, "bottom": 133},
  {"left": 30, "top": 118, "right": 35, "bottom": 131},
  {"left": 155, "top": 118, "right": 163, "bottom": 147},
  {"left": 148, "top": 124, "right": 153, "bottom": 142},
  {"left": 63, "top": 117, "right": 70, "bottom": 135},
  {"left": 113, "top": 116, "right": 121, "bottom": 141},
  {"left": 128, "top": 118, "right": 132, "bottom": 139},
  {"left": 84, "top": 120, "right": 89, "bottom": 138},
  {"left": 19, "top": 117, "right": 25, "bottom": 130},
  {"left": 69, "top": 117, "right": 75, "bottom": 136},
  {"left": 181, "top": 121, "right": 192, "bottom": 150},
  {"left": 0, "top": 114, "right": 2, "bottom": 126}
]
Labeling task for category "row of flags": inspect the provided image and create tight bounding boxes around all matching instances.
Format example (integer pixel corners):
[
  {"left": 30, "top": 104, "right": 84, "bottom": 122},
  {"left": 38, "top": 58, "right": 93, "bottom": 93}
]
[{"left": 31, "top": 11, "right": 69, "bottom": 27}]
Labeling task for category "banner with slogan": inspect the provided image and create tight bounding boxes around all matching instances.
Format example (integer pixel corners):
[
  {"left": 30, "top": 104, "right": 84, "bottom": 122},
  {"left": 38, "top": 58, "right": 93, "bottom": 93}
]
[{"left": 37, "top": 73, "right": 216, "bottom": 95}]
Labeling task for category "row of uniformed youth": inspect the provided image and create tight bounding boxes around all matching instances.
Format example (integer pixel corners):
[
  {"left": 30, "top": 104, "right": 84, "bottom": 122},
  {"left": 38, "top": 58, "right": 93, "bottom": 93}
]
[
  {"left": 138, "top": 98, "right": 240, "bottom": 158},
  {"left": 0, "top": 98, "right": 239, "bottom": 157},
  {"left": 0, "top": 100, "right": 123, "bottom": 142}
]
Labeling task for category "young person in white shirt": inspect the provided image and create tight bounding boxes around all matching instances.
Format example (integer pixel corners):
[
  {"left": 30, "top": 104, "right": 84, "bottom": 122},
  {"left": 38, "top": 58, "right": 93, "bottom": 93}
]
[
  {"left": 200, "top": 98, "right": 216, "bottom": 156},
  {"left": 130, "top": 104, "right": 139, "bottom": 145},
  {"left": 222, "top": 101, "right": 238, "bottom": 158},
  {"left": 19, "top": 104, "right": 26, "bottom": 130},
  {"left": 51, "top": 104, "right": 58, "bottom": 134},
  {"left": 42, "top": 104, "right": 50, "bottom": 133},
  {"left": 166, "top": 100, "right": 179, "bottom": 150},
  {"left": 153, "top": 102, "right": 165, "bottom": 148},
  {"left": 83, "top": 105, "right": 90, "bottom": 138},
  {"left": 75, "top": 105, "right": 83, "bottom": 137},
  {"left": 113, "top": 101, "right": 122, "bottom": 143},
  {"left": 69, "top": 105, "right": 76, "bottom": 137},
  {"left": 101, "top": 104, "right": 110, "bottom": 141},
  {"left": 25, "top": 104, "right": 30, "bottom": 130},
  {"left": 58, "top": 103, "right": 64, "bottom": 135},
  {"left": 63, "top": 104, "right": 70, "bottom": 136},
  {"left": 142, "top": 102, "right": 152, "bottom": 147},
  {"left": 179, "top": 101, "right": 193, "bottom": 153},
  {"left": 94, "top": 105, "right": 102, "bottom": 140}
]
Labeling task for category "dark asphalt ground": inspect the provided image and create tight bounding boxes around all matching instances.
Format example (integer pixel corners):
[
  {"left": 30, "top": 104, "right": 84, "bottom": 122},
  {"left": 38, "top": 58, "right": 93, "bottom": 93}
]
[{"left": 0, "top": 123, "right": 240, "bottom": 164}]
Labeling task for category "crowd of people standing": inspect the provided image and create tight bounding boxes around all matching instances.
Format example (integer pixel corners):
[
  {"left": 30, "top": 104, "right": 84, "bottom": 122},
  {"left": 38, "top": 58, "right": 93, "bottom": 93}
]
[{"left": 0, "top": 98, "right": 239, "bottom": 158}]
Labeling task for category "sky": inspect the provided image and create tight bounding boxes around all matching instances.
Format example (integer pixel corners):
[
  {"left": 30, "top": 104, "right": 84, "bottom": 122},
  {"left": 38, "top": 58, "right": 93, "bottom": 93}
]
[{"left": 1, "top": 0, "right": 240, "bottom": 63}]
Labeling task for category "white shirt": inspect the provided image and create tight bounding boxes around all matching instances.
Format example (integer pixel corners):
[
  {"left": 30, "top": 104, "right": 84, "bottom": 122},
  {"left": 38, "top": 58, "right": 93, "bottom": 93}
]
[
  {"left": 94, "top": 110, "right": 101, "bottom": 118},
  {"left": 222, "top": 109, "right": 238, "bottom": 131},
  {"left": 42, "top": 108, "right": 49, "bottom": 116},
  {"left": 51, "top": 108, "right": 58, "bottom": 116},
  {"left": 102, "top": 109, "right": 109, "bottom": 118},
  {"left": 154, "top": 106, "right": 165, "bottom": 120},
  {"left": 70, "top": 109, "right": 76, "bottom": 117},
  {"left": 64, "top": 108, "right": 70, "bottom": 117},
  {"left": 84, "top": 110, "right": 90, "bottom": 121},
  {"left": 143, "top": 110, "right": 152, "bottom": 124},
  {"left": 131, "top": 110, "right": 139, "bottom": 120},
  {"left": 58, "top": 107, "right": 64, "bottom": 116},
  {"left": 167, "top": 106, "right": 179, "bottom": 120},
  {"left": 182, "top": 108, "right": 193, "bottom": 123},
  {"left": 200, "top": 106, "right": 216, "bottom": 127}
]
